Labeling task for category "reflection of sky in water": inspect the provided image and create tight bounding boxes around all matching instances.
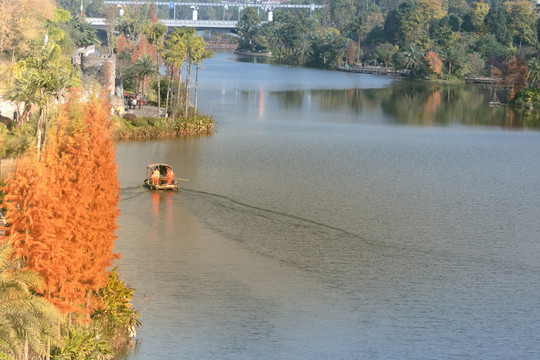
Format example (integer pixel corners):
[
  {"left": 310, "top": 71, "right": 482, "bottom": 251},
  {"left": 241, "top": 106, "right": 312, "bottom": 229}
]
[{"left": 197, "top": 52, "right": 397, "bottom": 92}]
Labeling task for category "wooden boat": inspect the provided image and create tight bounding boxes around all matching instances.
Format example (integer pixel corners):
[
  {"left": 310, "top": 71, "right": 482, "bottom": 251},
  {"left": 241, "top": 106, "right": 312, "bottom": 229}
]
[{"left": 143, "top": 163, "right": 179, "bottom": 191}]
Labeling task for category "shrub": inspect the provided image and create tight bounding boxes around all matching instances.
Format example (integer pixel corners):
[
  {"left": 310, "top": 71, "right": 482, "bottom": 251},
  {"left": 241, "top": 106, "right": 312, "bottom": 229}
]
[
  {"left": 51, "top": 327, "right": 113, "bottom": 360},
  {"left": 122, "top": 114, "right": 137, "bottom": 123},
  {"left": 131, "top": 117, "right": 149, "bottom": 127},
  {"left": 511, "top": 87, "right": 540, "bottom": 110},
  {"left": 91, "top": 267, "right": 141, "bottom": 352}
]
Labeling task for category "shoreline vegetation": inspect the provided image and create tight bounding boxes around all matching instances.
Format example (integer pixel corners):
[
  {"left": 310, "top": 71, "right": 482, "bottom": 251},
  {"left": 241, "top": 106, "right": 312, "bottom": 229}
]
[
  {"left": 232, "top": 0, "right": 540, "bottom": 111},
  {"left": 114, "top": 113, "right": 214, "bottom": 140}
]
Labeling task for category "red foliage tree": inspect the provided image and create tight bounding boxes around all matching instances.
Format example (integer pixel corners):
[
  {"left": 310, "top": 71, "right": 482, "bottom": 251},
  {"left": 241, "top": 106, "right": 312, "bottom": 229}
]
[
  {"left": 116, "top": 34, "right": 130, "bottom": 55},
  {"left": 131, "top": 35, "right": 157, "bottom": 63},
  {"left": 424, "top": 51, "right": 443, "bottom": 76},
  {"left": 347, "top": 42, "right": 355, "bottom": 66},
  {"left": 501, "top": 57, "right": 528, "bottom": 100},
  {"left": 150, "top": 0, "right": 158, "bottom": 23}
]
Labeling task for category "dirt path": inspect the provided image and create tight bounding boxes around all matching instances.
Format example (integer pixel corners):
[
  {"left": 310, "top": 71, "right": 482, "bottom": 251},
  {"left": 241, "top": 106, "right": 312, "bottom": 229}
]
[{"left": 119, "top": 96, "right": 166, "bottom": 118}]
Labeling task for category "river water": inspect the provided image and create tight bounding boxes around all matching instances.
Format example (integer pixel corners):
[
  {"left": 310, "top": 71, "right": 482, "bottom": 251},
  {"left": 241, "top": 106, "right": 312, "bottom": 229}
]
[{"left": 115, "top": 52, "right": 540, "bottom": 359}]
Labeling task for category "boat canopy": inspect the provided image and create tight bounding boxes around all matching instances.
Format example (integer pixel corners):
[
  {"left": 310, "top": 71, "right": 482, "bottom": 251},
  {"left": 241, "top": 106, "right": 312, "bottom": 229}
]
[{"left": 147, "top": 163, "right": 173, "bottom": 169}]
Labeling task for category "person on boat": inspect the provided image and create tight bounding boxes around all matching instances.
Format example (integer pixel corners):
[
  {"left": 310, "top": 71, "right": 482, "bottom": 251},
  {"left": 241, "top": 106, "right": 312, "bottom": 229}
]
[
  {"left": 152, "top": 168, "right": 161, "bottom": 185},
  {"left": 166, "top": 168, "right": 174, "bottom": 185}
]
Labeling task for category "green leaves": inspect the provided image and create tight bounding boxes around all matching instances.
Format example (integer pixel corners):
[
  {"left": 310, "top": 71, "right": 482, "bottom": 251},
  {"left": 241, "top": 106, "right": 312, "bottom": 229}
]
[
  {"left": 91, "top": 267, "right": 141, "bottom": 351},
  {"left": 0, "top": 240, "right": 64, "bottom": 359}
]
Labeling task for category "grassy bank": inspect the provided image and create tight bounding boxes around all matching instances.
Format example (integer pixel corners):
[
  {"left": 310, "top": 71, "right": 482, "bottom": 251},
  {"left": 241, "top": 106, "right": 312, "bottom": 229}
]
[
  {"left": 113, "top": 113, "right": 215, "bottom": 140},
  {"left": 0, "top": 111, "right": 215, "bottom": 158}
]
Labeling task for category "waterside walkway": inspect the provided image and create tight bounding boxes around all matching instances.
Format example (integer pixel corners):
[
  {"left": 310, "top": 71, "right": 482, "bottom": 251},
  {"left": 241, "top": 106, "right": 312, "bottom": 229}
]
[{"left": 338, "top": 65, "right": 410, "bottom": 76}]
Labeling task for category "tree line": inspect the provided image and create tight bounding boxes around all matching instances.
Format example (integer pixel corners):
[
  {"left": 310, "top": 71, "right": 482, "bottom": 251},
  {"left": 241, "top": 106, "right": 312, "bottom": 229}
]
[
  {"left": 113, "top": 2, "right": 214, "bottom": 119},
  {"left": 236, "top": 0, "right": 540, "bottom": 102}
]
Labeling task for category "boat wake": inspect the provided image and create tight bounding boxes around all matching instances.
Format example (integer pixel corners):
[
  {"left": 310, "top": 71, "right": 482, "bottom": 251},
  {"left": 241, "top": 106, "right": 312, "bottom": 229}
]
[{"left": 119, "top": 185, "right": 146, "bottom": 201}]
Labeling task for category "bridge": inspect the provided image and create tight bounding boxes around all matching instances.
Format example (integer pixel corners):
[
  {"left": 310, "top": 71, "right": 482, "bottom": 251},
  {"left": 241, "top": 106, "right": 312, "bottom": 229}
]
[
  {"left": 103, "top": 1, "right": 323, "bottom": 21},
  {"left": 88, "top": 2, "right": 322, "bottom": 33},
  {"left": 87, "top": 18, "right": 240, "bottom": 33}
]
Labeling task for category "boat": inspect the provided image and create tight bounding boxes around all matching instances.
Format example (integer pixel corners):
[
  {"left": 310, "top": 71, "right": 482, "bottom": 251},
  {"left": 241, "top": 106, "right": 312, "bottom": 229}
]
[
  {"left": 489, "top": 91, "right": 501, "bottom": 106},
  {"left": 143, "top": 163, "right": 179, "bottom": 191}
]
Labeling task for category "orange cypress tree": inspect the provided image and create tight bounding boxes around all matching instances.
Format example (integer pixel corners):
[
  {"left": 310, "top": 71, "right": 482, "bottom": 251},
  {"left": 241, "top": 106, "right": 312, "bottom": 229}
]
[{"left": 2, "top": 95, "right": 120, "bottom": 318}]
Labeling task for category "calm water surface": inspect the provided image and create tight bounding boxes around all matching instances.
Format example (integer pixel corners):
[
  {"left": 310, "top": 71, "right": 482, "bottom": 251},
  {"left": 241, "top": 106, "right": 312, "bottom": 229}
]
[{"left": 116, "top": 53, "right": 540, "bottom": 359}]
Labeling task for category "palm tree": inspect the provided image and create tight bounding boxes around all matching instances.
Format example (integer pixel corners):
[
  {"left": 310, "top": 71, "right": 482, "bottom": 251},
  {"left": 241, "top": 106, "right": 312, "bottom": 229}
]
[
  {"left": 400, "top": 44, "right": 424, "bottom": 76},
  {"left": 527, "top": 58, "right": 540, "bottom": 87},
  {"left": 184, "top": 32, "right": 205, "bottom": 117},
  {"left": 441, "top": 47, "right": 462, "bottom": 77},
  {"left": 6, "top": 44, "right": 79, "bottom": 151},
  {"left": 164, "top": 28, "right": 190, "bottom": 112},
  {"left": 0, "top": 240, "right": 64, "bottom": 360},
  {"left": 295, "top": 39, "right": 313, "bottom": 66},
  {"left": 193, "top": 49, "right": 214, "bottom": 114},
  {"left": 143, "top": 22, "right": 167, "bottom": 117},
  {"left": 128, "top": 54, "right": 157, "bottom": 98}
]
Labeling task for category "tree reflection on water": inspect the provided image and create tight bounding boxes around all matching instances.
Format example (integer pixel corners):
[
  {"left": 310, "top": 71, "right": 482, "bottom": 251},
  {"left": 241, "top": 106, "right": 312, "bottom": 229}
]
[{"left": 265, "top": 81, "right": 540, "bottom": 129}]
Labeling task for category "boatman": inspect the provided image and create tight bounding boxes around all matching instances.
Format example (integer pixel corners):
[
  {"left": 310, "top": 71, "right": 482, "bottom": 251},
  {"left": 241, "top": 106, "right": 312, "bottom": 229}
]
[
  {"left": 166, "top": 167, "right": 174, "bottom": 185},
  {"left": 152, "top": 168, "right": 161, "bottom": 185}
]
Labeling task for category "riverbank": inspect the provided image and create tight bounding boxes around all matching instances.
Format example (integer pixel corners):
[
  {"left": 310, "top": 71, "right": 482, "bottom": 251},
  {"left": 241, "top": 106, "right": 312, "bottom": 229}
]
[
  {"left": 337, "top": 64, "right": 409, "bottom": 76},
  {"left": 234, "top": 49, "right": 273, "bottom": 57},
  {"left": 114, "top": 102, "right": 214, "bottom": 140}
]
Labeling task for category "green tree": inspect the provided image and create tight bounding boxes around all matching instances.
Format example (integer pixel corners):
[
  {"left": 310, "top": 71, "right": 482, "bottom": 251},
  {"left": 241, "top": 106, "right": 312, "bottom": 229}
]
[
  {"left": 374, "top": 43, "right": 396, "bottom": 67},
  {"left": 6, "top": 44, "right": 80, "bottom": 150},
  {"left": 143, "top": 21, "right": 167, "bottom": 117},
  {"left": 474, "top": 33, "right": 513, "bottom": 61},
  {"left": 504, "top": 0, "right": 538, "bottom": 48},
  {"left": 164, "top": 28, "right": 189, "bottom": 111},
  {"left": 329, "top": 0, "right": 356, "bottom": 33},
  {"left": 193, "top": 49, "right": 214, "bottom": 113},
  {"left": 440, "top": 46, "right": 465, "bottom": 77},
  {"left": 314, "top": 27, "right": 347, "bottom": 67},
  {"left": 383, "top": 9, "right": 400, "bottom": 44},
  {"left": 65, "top": 15, "right": 100, "bottom": 47},
  {"left": 398, "top": 0, "right": 446, "bottom": 45},
  {"left": 470, "top": 2, "right": 489, "bottom": 33},
  {"left": 184, "top": 31, "right": 206, "bottom": 117},
  {"left": 118, "top": 3, "right": 149, "bottom": 43},
  {"left": 236, "top": 7, "right": 261, "bottom": 50},
  {"left": 0, "top": 240, "right": 64, "bottom": 360},
  {"left": 448, "top": 0, "right": 469, "bottom": 15},
  {"left": 397, "top": 43, "right": 425, "bottom": 76},
  {"left": 486, "top": 5, "right": 511, "bottom": 45},
  {"left": 465, "top": 52, "right": 486, "bottom": 77}
]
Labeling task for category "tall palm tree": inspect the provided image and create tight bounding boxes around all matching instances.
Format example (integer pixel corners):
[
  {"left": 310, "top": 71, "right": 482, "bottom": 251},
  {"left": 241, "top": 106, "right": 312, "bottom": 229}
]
[
  {"left": 128, "top": 54, "right": 157, "bottom": 98},
  {"left": 164, "top": 28, "right": 189, "bottom": 111},
  {"left": 0, "top": 240, "right": 64, "bottom": 360},
  {"left": 193, "top": 49, "right": 214, "bottom": 114},
  {"left": 143, "top": 22, "right": 167, "bottom": 117}
]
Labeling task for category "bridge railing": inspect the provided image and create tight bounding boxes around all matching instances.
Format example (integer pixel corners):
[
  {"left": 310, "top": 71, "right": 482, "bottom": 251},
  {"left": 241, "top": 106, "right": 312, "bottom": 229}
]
[
  {"left": 86, "top": 18, "right": 239, "bottom": 29},
  {"left": 103, "top": 1, "right": 323, "bottom": 9},
  {"left": 165, "top": 20, "right": 238, "bottom": 28}
]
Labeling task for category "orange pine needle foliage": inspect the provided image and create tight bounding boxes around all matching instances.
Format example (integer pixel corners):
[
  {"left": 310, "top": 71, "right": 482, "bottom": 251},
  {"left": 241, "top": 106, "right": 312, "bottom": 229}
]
[
  {"left": 2, "top": 95, "right": 120, "bottom": 317},
  {"left": 424, "top": 51, "right": 443, "bottom": 76}
]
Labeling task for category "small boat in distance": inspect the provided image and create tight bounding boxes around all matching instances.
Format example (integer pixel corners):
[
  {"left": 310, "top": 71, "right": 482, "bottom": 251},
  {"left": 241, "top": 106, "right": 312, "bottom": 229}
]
[{"left": 143, "top": 163, "right": 179, "bottom": 191}]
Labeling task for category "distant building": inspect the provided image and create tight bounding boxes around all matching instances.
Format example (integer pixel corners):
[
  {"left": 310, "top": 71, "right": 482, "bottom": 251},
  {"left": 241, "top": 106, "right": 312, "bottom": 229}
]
[{"left": 72, "top": 45, "right": 117, "bottom": 99}]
